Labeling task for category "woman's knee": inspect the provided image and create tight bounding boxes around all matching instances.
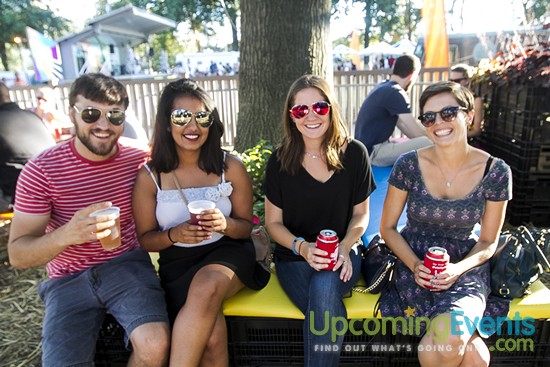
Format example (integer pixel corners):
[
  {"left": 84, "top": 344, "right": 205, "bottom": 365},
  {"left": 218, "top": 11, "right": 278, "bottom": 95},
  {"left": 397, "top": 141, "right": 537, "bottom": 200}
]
[
  {"left": 187, "top": 266, "right": 232, "bottom": 303},
  {"left": 459, "top": 335, "right": 490, "bottom": 367},
  {"left": 419, "top": 333, "right": 466, "bottom": 365}
]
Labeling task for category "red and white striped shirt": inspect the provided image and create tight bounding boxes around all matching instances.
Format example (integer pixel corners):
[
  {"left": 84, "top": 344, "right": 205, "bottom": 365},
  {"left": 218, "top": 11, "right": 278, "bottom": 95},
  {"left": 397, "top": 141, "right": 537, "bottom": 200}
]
[{"left": 14, "top": 137, "right": 149, "bottom": 278}]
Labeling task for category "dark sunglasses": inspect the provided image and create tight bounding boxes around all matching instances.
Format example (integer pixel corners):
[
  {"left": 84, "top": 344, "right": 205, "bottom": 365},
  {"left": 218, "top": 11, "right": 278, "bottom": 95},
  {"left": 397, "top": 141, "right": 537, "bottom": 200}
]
[
  {"left": 450, "top": 77, "right": 468, "bottom": 83},
  {"left": 290, "top": 101, "right": 331, "bottom": 119},
  {"left": 171, "top": 109, "right": 212, "bottom": 128},
  {"left": 418, "top": 106, "right": 468, "bottom": 127},
  {"left": 72, "top": 106, "right": 126, "bottom": 126}
]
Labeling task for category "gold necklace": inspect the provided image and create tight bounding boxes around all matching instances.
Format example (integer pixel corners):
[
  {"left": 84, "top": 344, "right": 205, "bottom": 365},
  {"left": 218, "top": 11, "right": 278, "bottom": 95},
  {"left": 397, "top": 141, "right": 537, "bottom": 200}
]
[
  {"left": 436, "top": 149, "right": 469, "bottom": 188},
  {"left": 305, "top": 151, "right": 321, "bottom": 159}
]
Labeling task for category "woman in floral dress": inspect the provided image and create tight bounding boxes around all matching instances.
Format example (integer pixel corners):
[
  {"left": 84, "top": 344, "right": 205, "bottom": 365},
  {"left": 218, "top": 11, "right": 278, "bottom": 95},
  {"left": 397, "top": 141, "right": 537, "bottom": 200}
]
[
  {"left": 132, "top": 79, "right": 269, "bottom": 366},
  {"left": 379, "top": 81, "right": 512, "bottom": 367}
]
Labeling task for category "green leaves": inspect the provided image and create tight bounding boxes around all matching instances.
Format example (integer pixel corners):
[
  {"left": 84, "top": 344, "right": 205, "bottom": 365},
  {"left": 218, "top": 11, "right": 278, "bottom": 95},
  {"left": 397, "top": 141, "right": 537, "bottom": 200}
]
[{"left": 235, "top": 139, "right": 273, "bottom": 225}]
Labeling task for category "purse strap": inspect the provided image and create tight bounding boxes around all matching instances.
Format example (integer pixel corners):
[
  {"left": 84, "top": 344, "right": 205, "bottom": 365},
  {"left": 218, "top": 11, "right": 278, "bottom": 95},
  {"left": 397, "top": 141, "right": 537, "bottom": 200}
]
[
  {"left": 520, "top": 226, "right": 550, "bottom": 272},
  {"left": 171, "top": 171, "right": 189, "bottom": 205},
  {"left": 352, "top": 262, "right": 394, "bottom": 294}
]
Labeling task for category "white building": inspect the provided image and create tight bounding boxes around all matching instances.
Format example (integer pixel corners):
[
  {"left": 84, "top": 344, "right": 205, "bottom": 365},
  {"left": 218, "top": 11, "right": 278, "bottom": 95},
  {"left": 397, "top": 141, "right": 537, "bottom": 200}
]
[{"left": 57, "top": 5, "right": 176, "bottom": 81}]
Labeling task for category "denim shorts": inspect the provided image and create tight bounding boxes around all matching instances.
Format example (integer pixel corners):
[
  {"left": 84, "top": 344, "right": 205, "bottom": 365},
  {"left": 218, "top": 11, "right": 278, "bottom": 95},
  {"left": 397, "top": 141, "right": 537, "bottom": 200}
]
[{"left": 38, "top": 248, "right": 169, "bottom": 367}]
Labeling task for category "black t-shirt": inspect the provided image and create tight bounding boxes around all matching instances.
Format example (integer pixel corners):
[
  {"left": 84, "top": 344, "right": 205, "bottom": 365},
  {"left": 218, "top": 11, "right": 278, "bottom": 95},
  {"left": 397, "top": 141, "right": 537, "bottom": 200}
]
[{"left": 264, "top": 139, "right": 376, "bottom": 261}]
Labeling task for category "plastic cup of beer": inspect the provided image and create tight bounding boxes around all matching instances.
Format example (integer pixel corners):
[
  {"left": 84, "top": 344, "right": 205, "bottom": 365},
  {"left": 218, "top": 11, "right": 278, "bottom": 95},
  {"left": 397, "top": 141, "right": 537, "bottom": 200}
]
[
  {"left": 187, "top": 200, "right": 216, "bottom": 225},
  {"left": 90, "top": 206, "right": 121, "bottom": 250}
]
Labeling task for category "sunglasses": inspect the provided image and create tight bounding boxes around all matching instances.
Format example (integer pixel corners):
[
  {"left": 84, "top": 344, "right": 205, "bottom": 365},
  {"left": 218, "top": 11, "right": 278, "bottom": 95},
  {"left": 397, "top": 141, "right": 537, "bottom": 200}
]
[
  {"left": 72, "top": 106, "right": 126, "bottom": 126},
  {"left": 290, "top": 101, "right": 331, "bottom": 119},
  {"left": 450, "top": 77, "right": 468, "bottom": 83},
  {"left": 418, "top": 106, "right": 468, "bottom": 127},
  {"left": 171, "top": 109, "right": 212, "bottom": 128}
]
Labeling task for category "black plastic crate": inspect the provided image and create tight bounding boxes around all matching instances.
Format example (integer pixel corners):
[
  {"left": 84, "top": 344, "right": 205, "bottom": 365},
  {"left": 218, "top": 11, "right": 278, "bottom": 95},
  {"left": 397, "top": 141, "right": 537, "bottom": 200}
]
[
  {"left": 94, "top": 314, "right": 130, "bottom": 367},
  {"left": 512, "top": 175, "right": 550, "bottom": 203},
  {"left": 495, "top": 85, "right": 549, "bottom": 113},
  {"left": 483, "top": 107, "right": 550, "bottom": 144},
  {"left": 476, "top": 135, "right": 550, "bottom": 174},
  {"left": 507, "top": 201, "right": 550, "bottom": 227},
  {"left": 226, "top": 317, "right": 550, "bottom": 367},
  {"left": 227, "top": 318, "right": 304, "bottom": 366}
]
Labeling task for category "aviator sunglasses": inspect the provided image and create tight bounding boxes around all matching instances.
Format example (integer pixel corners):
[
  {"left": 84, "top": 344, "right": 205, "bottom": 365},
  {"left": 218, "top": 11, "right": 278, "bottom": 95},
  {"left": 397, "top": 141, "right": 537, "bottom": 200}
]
[
  {"left": 450, "top": 77, "right": 468, "bottom": 83},
  {"left": 170, "top": 109, "right": 213, "bottom": 128},
  {"left": 290, "top": 101, "right": 331, "bottom": 119},
  {"left": 72, "top": 106, "right": 126, "bottom": 126},
  {"left": 418, "top": 106, "right": 468, "bottom": 127}
]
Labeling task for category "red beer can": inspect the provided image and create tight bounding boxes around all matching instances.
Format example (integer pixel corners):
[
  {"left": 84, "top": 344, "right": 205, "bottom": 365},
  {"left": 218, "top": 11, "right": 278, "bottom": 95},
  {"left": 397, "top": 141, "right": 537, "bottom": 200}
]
[
  {"left": 424, "top": 247, "right": 450, "bottom": 288},
  {"left": 316, "top": 229, "right": 339, "bottom": 270}
]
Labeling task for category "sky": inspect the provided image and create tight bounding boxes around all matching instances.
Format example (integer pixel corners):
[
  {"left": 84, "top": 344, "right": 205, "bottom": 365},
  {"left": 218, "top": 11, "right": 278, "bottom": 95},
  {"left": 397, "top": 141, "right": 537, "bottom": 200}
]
[{"left": 47, "top": 0, "right": 529, "bottom": 44}]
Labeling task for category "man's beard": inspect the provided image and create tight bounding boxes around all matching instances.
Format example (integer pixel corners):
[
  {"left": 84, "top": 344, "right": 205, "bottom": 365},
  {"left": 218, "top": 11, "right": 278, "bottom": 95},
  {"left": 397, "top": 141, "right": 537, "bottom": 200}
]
[{"left": 74, "top": 123, "right": 119, "bottom": 157}]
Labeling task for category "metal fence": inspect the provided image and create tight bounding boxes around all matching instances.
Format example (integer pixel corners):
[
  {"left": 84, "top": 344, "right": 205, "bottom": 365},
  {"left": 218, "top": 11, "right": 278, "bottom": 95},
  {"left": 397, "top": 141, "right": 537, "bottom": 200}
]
[{"left": 9, "top": 68, "right": 448, "bottom": 148}]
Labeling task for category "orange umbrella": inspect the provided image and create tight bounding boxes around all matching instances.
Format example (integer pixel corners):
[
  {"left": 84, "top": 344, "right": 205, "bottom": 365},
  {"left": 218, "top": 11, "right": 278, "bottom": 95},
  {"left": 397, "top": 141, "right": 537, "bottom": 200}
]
[
  {"left": 350, "top": 29, "right": 362, "bottom": 69},
  {"left": 422, "top": 0, "right": 449, "bottom": 68}
]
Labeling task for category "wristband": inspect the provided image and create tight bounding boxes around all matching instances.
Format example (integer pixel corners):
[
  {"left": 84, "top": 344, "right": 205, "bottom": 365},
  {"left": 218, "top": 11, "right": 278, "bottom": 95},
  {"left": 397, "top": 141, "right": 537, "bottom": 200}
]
[
  {"left": 292, "top": 237, "right": 305, "bottom": 255},
  {"left": 297, "top": 240, "right": 305, "bottom": 256},
  {"left": 167, "top": 228, "right": 176, "bottom": 243}
]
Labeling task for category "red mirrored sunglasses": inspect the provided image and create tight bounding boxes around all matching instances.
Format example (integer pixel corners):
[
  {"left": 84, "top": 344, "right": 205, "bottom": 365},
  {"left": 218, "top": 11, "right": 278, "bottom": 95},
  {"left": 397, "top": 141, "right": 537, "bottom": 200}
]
[{"left": 290, "top": 101, "right": 331, "bottom": 119}]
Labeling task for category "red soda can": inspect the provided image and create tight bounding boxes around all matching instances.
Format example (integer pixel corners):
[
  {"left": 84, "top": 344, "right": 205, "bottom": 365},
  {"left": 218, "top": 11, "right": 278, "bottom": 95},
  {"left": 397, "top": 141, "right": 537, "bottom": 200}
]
[
  {"left": 316, "top": 229, "right": 339, "bottom": 270},
  {"left": 424, "top": 247, "right": 450, "bottom": 288}
]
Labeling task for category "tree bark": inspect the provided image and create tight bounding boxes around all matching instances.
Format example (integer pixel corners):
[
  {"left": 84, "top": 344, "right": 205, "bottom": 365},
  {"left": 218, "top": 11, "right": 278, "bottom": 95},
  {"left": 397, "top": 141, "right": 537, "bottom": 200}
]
[
  {"left": 0, "top": 43, "right": 9, "bottom": 71},
  {"left": 235, "top": 0, "right": 332, "bottom": 151}
]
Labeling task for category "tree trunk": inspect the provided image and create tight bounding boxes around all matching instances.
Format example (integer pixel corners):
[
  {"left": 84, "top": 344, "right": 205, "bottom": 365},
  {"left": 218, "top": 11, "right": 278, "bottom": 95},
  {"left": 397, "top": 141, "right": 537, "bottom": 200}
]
[
  {"left": 0, "top": 43, "right": 9, "bottom": 71},
  {"left": 235, "top": 0, "right": 332, "bottom": 151},
  {"left": 231, "top": 24, "right": 238, "bottom": 51}
]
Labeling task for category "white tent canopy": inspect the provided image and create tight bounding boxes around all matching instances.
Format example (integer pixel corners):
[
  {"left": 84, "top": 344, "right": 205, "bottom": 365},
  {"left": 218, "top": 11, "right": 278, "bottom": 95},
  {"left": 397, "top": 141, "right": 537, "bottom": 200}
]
[
  {"left": 392, "top": 38, "right": 416, "bottom": 54},
  {"left": 359, "top": 40, "right": 418, "bottom": 56},
  {"left": 332, "top": 44, "right": 359, "bottom": 55},
  {"left": 359, "top": 42, "right": 397, "bottom": 56}
]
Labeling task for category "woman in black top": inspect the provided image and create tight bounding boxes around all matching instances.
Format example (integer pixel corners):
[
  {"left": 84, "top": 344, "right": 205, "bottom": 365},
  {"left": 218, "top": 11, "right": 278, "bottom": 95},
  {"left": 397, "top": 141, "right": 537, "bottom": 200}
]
[{"left": 264, "top": 74, "right": 375, "bottom": 367}]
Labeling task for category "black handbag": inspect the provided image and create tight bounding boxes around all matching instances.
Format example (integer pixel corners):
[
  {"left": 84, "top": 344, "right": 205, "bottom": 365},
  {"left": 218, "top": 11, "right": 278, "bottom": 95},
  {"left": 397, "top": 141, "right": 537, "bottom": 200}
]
[
  {"left": 251, "top": 225, "right": 273, "bottom": 272},
  {"left": 354, "top": 235, "right": 397, "bottom": 294},
  {"left": 490, "top": 226, "right": 550, "bottom": 299}
]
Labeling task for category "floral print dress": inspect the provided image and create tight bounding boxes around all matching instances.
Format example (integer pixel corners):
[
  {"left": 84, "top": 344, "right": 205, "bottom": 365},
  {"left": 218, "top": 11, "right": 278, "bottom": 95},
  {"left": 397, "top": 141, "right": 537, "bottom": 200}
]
[{"left": 379, "top": 151, "right": 512, "bottom": 338}]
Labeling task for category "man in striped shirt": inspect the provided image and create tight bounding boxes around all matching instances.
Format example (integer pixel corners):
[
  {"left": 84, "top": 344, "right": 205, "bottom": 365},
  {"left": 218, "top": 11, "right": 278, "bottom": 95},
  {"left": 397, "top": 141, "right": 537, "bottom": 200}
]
[{"left": 8, "top": 73, "right": 170, "bottom": 366}]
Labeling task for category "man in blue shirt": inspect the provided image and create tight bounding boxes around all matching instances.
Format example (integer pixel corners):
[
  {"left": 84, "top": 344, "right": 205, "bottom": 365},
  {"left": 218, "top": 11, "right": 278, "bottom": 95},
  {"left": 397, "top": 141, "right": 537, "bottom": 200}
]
[{"left": 354, "top": 54, "right": 432, "bottom": 166}]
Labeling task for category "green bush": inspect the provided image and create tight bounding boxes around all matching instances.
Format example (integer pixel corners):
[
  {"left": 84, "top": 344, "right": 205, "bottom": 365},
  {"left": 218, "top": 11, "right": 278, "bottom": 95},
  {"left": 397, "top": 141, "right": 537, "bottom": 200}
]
[{"left": 234, "top": 139, "right": 274, "bottom": 225}]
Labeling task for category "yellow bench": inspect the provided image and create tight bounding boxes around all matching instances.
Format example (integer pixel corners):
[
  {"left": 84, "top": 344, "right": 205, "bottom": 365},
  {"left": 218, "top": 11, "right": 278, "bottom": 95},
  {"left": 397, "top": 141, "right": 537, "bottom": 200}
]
[
  {"left": 149, "top": 252, "right": 550, "bottom": 320},
  {"left": 222, "top": 274, "right": 385, "bottom": 319},
  {"left": 0, "top": 211, "right": 14, "bottom": 221},
  {"left": 223, "top": 271, "right": 550, "bottom": 320}
]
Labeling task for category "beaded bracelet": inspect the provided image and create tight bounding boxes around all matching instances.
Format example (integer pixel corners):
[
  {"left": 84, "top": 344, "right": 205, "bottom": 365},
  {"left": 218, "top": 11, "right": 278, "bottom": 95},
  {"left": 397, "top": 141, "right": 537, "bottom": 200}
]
[
  {"left": 292, "top": 237, "right": 305, "bottom": 255},
  {"left": 167, "top": 228, "right": 176, "bottom": 243}
]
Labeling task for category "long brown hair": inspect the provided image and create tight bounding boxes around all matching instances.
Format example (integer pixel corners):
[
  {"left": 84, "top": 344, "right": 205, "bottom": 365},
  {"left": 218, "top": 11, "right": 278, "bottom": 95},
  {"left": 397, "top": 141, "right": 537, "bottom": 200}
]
[
  {"left": 278, "top": 75, "right": 349, "bottom": 175},
  {"left": 149, "top": 78, "right": 225, "bottom": 174}
]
